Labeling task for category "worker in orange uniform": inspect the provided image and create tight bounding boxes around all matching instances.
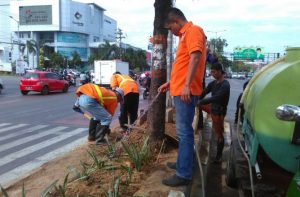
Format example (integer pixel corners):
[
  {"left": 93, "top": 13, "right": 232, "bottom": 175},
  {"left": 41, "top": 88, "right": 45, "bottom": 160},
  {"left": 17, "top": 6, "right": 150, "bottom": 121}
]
[
  {"left": 110, "top": 71, "right": 139, "bottom": 132},
  {"left": 74, "top": 83, "right": 124, "bottom": 144}
]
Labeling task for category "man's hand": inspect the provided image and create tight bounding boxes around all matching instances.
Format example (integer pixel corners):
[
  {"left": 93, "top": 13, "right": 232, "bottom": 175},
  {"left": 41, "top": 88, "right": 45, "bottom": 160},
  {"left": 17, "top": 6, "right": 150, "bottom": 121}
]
[
  {"left": 158, "top": 82, "right": 170, "bottom": 93},
  {"left": 181, "top": 85, "right": 191, "bottom": 103},
  {"left": 72, "top": 105, "right": 83, "bottom": 114}
]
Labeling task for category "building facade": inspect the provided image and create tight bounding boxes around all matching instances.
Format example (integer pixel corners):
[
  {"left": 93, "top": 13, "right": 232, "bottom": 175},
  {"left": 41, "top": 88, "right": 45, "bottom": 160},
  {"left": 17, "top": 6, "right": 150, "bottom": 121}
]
[{"left": 0, "top": 0, "right": 117, "bottom": 71}]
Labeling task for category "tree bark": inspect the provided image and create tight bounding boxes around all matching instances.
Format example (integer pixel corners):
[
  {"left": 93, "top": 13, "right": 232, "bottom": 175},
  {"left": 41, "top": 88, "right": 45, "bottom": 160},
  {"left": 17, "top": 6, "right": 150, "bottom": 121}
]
[{"left": 147, "top": 0, "right": 172, "bottom": 142}]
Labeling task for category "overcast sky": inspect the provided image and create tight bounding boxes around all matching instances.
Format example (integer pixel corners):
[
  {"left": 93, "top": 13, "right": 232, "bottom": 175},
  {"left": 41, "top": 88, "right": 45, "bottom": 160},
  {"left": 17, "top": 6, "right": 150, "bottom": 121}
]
[{"left": 79, "top": 0, "right": 300, "bottom": 53}]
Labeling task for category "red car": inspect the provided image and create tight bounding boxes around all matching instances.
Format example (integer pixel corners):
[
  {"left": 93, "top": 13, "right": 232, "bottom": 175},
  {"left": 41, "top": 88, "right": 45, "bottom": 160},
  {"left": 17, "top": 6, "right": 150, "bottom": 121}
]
[{"left": 19, "top": 71, "right": 69, "bottom": 95}]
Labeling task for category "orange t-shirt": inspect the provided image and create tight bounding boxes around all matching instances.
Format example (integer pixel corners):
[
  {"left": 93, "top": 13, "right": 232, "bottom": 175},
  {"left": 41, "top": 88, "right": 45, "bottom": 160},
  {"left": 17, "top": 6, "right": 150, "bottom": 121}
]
[
  {"left": 76, "top": 83, "right": 118, "bottom": 115},
  {"left": 170, "top": 21, "right": 206, "bottom": 96},
  {"left": 110, "top": 74, "right": 139, "bottom": 95}
]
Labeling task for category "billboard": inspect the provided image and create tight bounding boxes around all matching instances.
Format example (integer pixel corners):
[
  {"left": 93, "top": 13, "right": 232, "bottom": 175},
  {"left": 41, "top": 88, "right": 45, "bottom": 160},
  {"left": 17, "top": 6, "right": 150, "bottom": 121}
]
[
  {"left": 233, "top": 47, "right": 265, "bottom": 61},
  {"left": 19, "top": 5, "right": 52, "bottom": 25}
]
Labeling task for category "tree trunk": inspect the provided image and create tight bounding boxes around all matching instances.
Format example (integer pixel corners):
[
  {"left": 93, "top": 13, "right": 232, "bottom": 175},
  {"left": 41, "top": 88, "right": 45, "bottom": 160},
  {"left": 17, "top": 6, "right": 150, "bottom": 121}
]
[{"left": 147, "top": 0, "right": 172, "bottom": 142}]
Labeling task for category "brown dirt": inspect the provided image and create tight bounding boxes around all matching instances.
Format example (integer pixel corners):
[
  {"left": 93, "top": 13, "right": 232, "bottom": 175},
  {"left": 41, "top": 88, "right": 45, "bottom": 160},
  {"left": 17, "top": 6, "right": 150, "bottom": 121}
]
[{"left": 5, "top": 123, "right": 178, "bottom": 197}]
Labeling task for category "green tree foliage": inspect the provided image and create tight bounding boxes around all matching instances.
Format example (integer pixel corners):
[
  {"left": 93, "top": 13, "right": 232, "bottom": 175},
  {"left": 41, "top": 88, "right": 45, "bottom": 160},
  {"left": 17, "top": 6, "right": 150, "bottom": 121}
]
[
  {"left": 48, "top": 52, "right": 64, "bottom": 68},
  {"left": 207, "top": 37, "right": 228, "bottom": 53},
  {"left": 69, "top": 51, "right": 82, "bottom": 69},
  {"left": 218, "top": 54, "right": 233, "bottom": 69},
  {"left": 121, "top": 48, "right": 148, "bottom": 71},
  {"left": 26, "top": 40, "right": 37, "bottom": 66},
  {"left": 38, "top": 47, "right": 45, "bottom": 70},
  {"left": 88, "top": 41, "right": 148, "bottom": 71}
]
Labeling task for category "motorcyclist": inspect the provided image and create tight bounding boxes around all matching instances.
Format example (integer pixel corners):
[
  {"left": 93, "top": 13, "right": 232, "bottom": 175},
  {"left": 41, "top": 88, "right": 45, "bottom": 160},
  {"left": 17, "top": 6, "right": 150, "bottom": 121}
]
[
  {"left": 142, "top": 72, "right": 151, "bottom": 99},
  {"left": 74, "top": 83, "right": 124, "bottom": 144},
  {"left": 79, "top": 72, "right": 88, "bottom": 85}
]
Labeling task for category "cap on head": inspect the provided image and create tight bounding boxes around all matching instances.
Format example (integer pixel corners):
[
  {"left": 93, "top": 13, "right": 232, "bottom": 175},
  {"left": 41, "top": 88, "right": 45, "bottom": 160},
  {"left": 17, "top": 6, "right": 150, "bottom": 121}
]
[
  {"left": 211, "top": 62, "right": 225, "bottom": 74},
  {"left": 114, "top": 87, "right": 124, "bottom": 102}
]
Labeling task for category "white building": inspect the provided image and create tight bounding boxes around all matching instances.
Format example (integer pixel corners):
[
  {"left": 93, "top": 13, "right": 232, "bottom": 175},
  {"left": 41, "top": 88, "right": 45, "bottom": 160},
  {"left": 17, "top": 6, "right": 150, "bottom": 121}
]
[{"left": 0, "top": 0, "right": 117, "bottom": 71}]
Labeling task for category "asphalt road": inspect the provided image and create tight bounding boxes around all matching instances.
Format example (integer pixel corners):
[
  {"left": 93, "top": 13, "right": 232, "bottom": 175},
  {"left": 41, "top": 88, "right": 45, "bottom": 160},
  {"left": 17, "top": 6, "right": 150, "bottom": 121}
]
[
  {"left": 0, "top": 75, "right": 247, "bottom": 188},
  {"left": 0, "top": 75, "right": 149, "bottom": 187}
]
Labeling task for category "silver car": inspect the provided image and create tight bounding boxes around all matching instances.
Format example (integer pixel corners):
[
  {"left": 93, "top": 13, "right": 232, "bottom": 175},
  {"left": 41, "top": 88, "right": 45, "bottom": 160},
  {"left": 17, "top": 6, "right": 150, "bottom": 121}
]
[{"left": 0, "top": 78, "right": 3, "bottom": 94}]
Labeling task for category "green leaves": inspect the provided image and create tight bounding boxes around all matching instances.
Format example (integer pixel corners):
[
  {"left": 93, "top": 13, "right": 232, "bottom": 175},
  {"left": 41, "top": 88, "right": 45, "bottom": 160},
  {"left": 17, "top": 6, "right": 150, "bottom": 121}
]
[
  {"left": 87, "top": 150, "right": 107, "bottom": 169},
  {"left": 121, "top": 136, "right": 150, "bottom": 172}
]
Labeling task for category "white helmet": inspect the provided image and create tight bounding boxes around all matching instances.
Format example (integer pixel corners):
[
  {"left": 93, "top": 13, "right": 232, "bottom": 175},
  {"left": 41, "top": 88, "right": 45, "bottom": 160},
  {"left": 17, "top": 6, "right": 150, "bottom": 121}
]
[{"left": 114, "top": 87, "right": 124, "bottom": 102}]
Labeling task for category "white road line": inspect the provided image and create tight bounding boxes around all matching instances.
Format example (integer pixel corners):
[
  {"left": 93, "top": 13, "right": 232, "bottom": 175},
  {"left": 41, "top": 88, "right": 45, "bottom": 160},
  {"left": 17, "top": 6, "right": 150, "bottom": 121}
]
[
  {"left": 0, "top": 126, "right": 68, "bottom": 150},
  {"left": 0, "top": 124, "right": 29, "bottom": 134},
  {"left": 0, "top": 136, "right": 87, "bottom": 188},
  {"left": 0, "top": 128, "right": 86, "bottom": 166},
  {"left": 0, "top": 123, "right": 11, "bottom": 128},
  {"left": 0, "top": 125, "right": 48, "bottom": 141}
]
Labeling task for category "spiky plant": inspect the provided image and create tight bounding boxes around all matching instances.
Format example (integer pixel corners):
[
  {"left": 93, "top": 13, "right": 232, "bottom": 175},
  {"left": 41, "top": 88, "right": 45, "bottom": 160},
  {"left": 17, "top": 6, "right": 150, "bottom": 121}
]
[{"left": 121, "top": 136, "right": 150, "bottom": 172}]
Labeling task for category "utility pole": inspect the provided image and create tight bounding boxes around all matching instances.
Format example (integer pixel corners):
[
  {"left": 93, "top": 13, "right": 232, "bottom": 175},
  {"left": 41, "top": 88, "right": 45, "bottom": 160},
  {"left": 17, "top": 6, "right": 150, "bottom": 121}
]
[
  {"left": 115, "top": 28, "right": 126, "bottom": 58},
  {"left": 9, "top": 16, "right": 20, "bottom": 60}
]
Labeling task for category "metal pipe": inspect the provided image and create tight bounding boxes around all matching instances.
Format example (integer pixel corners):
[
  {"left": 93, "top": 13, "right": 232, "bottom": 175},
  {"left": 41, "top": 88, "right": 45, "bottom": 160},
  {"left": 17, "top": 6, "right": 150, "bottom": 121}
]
[
  {"left": 236, "top": 108, "right": 255, "bottom": 197},
  {"left": 254, "top": 162, "right": 262, "bottom": 180}
]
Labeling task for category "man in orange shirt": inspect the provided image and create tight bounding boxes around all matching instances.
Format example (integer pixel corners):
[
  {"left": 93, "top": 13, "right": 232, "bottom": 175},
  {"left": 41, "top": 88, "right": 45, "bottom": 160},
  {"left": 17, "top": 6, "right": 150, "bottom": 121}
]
[
  {"left": 110, "top": 72, "right": 139, "bottom": 131},
  {"left": 158, "top": 7, "right": 206, "bottom": 186},
  {"left": 74, "top": 83, "right": 124, "bottom": 144}
]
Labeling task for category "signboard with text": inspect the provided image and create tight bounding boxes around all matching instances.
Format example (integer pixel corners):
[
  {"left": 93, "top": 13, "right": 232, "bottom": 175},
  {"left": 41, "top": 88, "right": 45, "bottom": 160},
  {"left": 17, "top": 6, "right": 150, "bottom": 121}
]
[
  {"left": 19, "top": 5, "right": 52, "bottom": 25},
  {"left": 233, "top": 47, "right": 265, "bottom": 61}
]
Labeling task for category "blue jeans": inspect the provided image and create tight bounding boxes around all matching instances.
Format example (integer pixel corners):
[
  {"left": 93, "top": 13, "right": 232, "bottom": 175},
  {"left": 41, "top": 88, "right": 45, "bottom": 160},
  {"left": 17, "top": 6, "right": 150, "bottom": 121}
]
[
  {"left": 174, "top": 96, "right": 198, "bottom": 180},
  {"left": 77, "top": 94, "right": 112, "bottom": 126}
]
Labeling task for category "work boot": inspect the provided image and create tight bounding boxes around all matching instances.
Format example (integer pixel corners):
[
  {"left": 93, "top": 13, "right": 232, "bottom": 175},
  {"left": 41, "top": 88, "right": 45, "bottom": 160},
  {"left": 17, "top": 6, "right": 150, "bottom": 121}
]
[
  {"left": 95, "top": 125, "right": 110, "bottom": 145},
  {"left": 214, "top": 139, "right": 224, "bottom": 163},
  {"left": 119, "top": 117, "right": 128, "bottom": 131},
  {"left": 162, "top": 174, "right": 191, "bottom": 187},
  {"left": 88, "top": 119, "right": 99, "bottom": 141}
]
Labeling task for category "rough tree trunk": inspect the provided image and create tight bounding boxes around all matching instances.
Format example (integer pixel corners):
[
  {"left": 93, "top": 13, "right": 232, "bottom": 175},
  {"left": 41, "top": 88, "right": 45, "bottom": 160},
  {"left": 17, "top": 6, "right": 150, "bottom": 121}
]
[{"left": 147, "top": 0, "right": 172, "bottom": 143}]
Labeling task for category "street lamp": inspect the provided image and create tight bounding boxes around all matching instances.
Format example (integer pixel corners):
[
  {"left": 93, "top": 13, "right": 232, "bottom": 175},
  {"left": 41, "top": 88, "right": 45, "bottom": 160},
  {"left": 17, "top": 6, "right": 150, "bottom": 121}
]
[
  {"left": 9, "top": 16, "right": 20, "bottom": 59},
  {"left": 207, "top": 30, "right": 226, "bottom": 52}
]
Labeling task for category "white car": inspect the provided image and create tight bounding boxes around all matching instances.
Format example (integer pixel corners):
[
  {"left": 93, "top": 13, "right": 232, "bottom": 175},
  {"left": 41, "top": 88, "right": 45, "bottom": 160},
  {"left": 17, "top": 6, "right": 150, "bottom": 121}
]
[{"left": 0, "top": 78, "right": 4, "bottom": 94}]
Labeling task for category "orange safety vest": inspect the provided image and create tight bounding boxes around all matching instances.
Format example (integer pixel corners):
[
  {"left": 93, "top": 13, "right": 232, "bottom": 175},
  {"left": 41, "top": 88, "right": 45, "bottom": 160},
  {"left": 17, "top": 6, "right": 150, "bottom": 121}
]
[
  {"left": 110, "top": 74, "right": 139, "bottom": 95},
  {"left": 76, "top": 83, "right": 118, "bottom": 115}
]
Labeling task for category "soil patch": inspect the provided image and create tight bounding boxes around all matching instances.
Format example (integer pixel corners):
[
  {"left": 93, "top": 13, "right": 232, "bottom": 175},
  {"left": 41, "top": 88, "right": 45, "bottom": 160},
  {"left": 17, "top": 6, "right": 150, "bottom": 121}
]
[{"left": 5, "top": 123, "right": 177, "bottom": 197}]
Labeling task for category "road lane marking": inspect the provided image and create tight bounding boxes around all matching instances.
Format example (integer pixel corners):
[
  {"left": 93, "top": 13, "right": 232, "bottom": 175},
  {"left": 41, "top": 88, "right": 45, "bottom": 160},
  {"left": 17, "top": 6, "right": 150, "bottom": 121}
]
[
  {"left": 0, "top": 125, "right": 48, "bottom": 141},
  {"left": 0, "top": 128, "right": 86, "bottom": 166},
  {"left": 0, "top": 135, "right": 86, "bottom": 187},
  {"left": 0, "top": 126, "right": 68, "bottom": 150},
  {"left": 0, "top": 123, "right": 11, "bottom": 128},
  {"left": 0, "top": 124, "right": 29, "bottom": 134}
]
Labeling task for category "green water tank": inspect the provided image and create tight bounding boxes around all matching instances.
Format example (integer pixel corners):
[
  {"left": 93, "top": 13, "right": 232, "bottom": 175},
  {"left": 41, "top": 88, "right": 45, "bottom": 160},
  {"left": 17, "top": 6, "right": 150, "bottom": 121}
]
[{"left": 243, "top": 47, "right": 300, "bottom": 173}]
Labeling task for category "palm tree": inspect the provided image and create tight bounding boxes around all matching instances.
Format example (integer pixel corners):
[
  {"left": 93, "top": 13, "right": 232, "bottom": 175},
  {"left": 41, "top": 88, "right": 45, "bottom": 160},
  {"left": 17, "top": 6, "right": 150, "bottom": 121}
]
[
  {"left": 26, "top": 39, "right": 37, "bottom": 68},
  {"left": 147, "top": 0, "right": 172, "bottom": 142}
]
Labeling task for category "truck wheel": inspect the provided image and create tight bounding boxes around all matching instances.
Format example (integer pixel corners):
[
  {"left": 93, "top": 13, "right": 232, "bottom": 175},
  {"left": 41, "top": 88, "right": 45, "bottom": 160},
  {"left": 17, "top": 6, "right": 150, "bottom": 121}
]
[
  {"left": 21, "top": 90, "right": 29, "bottom": 95},
  {"left": 41, "top": 86, "right": 49, "bottom": 95},
  {"left": 226, "top": 143, "right": 238, "bottom": 188}
]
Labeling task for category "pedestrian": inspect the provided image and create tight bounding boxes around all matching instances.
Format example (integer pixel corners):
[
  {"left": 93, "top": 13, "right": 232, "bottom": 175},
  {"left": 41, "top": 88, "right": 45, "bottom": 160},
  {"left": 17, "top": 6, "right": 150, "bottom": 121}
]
[
  {"left": 110, "top": 71, "right": 139, "bottom": 132},
  {"left": 73, "top": 83, "right": 124, "bottom": 144},
  {"left": 198, "top": 62, "right": 230, "bottom": 162},
  {"left": 158, "top": 7, "right": 207, "bottom": 187}
]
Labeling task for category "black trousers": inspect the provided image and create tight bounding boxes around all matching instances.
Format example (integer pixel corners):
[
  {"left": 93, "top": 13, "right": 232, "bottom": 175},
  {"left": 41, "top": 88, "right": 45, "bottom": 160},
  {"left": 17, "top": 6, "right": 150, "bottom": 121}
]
[{"left": 119, "top": 92, "right": 139, "bottom": 128}]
